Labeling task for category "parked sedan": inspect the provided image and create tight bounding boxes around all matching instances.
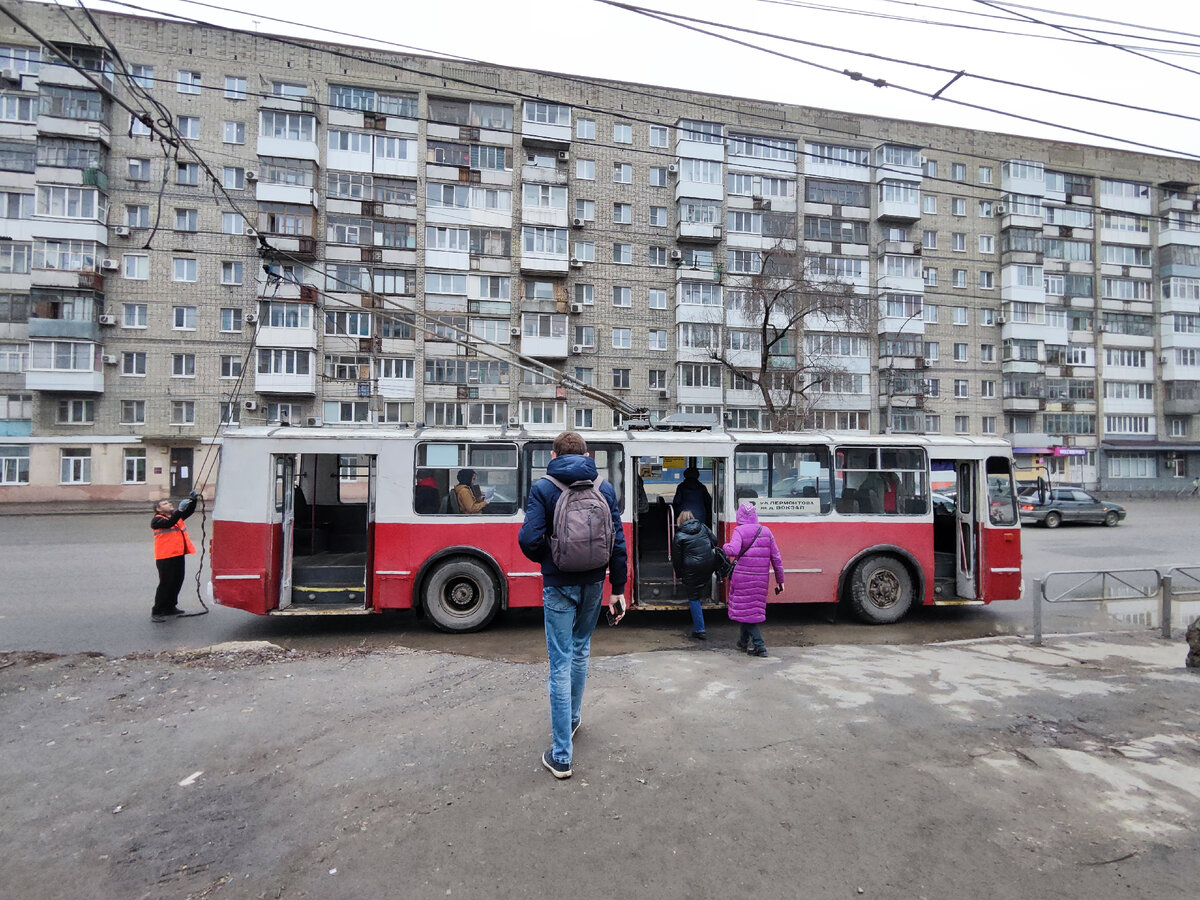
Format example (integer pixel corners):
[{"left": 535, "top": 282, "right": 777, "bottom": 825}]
[{"left": 1018, "top": 487, "right": 1126, "bottom": 528}]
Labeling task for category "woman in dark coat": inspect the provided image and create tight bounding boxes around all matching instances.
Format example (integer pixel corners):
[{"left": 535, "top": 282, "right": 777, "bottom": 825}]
[
  {"left": 723, "top": 502, "right": 785, "bottom": 657},
  {"left": 672, "top": 509, "right": 716, "bottom": 639}
]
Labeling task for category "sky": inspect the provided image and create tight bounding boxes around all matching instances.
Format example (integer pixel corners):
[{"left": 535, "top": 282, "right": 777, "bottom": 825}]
[{"left": 81, "top": 0, "right": 1200, "bottom": 161}]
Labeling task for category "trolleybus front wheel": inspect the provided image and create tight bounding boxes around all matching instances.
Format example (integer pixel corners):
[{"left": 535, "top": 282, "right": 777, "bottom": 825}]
[
  {"left": 423, "top": 557, "right": 500, "bottom": 633},
  {"left": 849, "top": 555, "right": 913, "bottom": 625}
]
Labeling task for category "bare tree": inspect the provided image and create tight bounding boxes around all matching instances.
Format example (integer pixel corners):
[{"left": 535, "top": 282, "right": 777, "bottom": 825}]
[{"left": 702, "top": 242, "right": 870, "bottom": 432}]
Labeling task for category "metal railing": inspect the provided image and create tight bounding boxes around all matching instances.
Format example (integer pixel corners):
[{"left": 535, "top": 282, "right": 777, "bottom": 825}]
[{"left": 1031, "top": 564, "right": 1200, "bottom": 644}]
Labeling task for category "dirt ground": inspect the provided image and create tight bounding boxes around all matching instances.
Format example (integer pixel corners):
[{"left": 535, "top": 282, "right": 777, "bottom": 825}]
[{"left": 2, "top": 633, "right": 1199, "bottom": 900}]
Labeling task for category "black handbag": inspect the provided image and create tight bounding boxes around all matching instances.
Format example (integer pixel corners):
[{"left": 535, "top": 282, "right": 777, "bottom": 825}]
[
  {"left": 713, "top": 546, "right": 735, "bottom": 579},
  {"left": 712, "top": 525, "right": 760, "bottom": 580}
]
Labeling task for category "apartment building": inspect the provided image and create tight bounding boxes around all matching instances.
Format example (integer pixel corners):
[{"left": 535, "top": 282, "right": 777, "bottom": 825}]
[{"left": 2, "top": 2, "right": 1200, "bottom": 500}]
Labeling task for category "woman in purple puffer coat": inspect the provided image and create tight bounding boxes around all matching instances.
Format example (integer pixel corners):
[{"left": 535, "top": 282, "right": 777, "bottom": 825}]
[{"left": 723, "top": 502, "right": 785, "bottom": 657}]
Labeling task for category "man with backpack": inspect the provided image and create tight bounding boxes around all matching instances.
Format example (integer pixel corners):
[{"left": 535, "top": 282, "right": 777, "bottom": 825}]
[{"left": 518, "top": 431, "right": 628, "bottom": 780}]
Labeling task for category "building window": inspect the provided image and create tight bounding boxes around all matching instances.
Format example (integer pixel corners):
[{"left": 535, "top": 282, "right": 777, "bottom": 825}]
[
  {"left": 223, "top": 75, "right": 247, "bottom": 99},
  {"left": 60, "top": 449, "right": 91, "bottom": 484},
  {"left": 174, "top": 208, "right": 198, "bottom": 232},
  {"left": 177, "top": 163, "right": 199, "bottom": 186},
  {"left": 922, "top": 230, "right": 937, "bottom": 250},
  {"left": 954, "top": 415, "right": 969, "bottom": 434},
  {"left": 954, "top": 379, "right": 969, "bottom": 398},
  {"left": 221, "top": 307, "right": 243, "bottom": 332},
  {"left": 171, "top": 401, "right": 196, "bottom": 425},
  {"left": 613, "top": 163, "right": 632, "bottom": 183},
  {"left": 613, "top": 203, "right": 632, "bottom": 224},
  {"left": 123, "top": 254, "right": 148, "bottom": 280},
  {"left": 172, "top": 353, "right": 196, "bottom": 377},
  {"left": 952, "top": 269, "right": 967, "bottom": 288},
  {"left": 613, "top": 243, "right": 632, "bottom": 264},
  {"left": 613, "top": 286, "right": 632, "bottom": 307},
  {"left": 981, "top": 379, "right": 996, "bottom": 397},
  {"left": 952, "top": 198, "right": 966, "bottom": 216},
  {"left": 223, "top": 167, "right": 245, "bottom": 190},
  {"left": 576, "top": 118, "right": 595, "bottom": 139},
  {"left": 648, "top": 289, "right": 667, "bottom": 309},
  {"left": 650, "top": 126, "right": 669, "bottom": 147},
  {"left": 979, "top": 270, "right": 994, "bottom": 289},
  {"left": 922, "top": 195, "right": 937, "bottom": 215},
  {"left": 123, "top": 303, "right": 147, "bottom": 328},
  {"left": 120, "top": 400, "right": 145, "bottom": 425},
  {"left": 649, "top": 246, "right": 667, "bottom": 267},
  {"left": 173, "top": 306, "right": 197, "bottom": 330},
  {"left": 173, "top": 259, "right": 197, "bottom": 283},
  {"left": 613, "top": 122, "right": 632, "bottom": 143},
  {"left": 952, "top": 233, "right": 966, "bottom": 252},
  {"left": 612, "top": 367, "right": 631, "bottom": 389},
  {"left": 121, "top": 352, "right": 146, "bottom": 376},
  {"left": 649, "top": 167, "right": 668, "bottom": 187},
  {"left": 980, "top": 344, "right": 995, "bottom": 362},
  {"left": 123, "top": 448, "right": 147, "bottom": 484},
  {"left": 612, "top": 328, "right": 631, "bottom": 349},
  {"left": 649, "top": 206, "right": 667, "bottom": 227},
  {"left": 648, "top": 329, "right": 667, "bottom": 350},
  {"left": 177, "top": 70, "right": 201, "bottom": 94},
  {"left": 221, "top": 262, "right": 244, "bottom": 285},
  {"left": 57, "top": 399, "right": 94, "bottom": 424},
  {"left": 952, "top": 163, "right": 966, "bottom": 182},
  {"left": 979, "top": 234, "right": 995, "bottom": 253},
  {"left": 220, "top": 354, "right": 243, "bottom": 378},
  {"left": 576, "top": 159, "right": 595, "bottom": 180},
  {"left": 954, "top": 343, "right": 968, "bottom": 362},
  {"left": 979, "top": 166, "right": 993, "bottom": 184}
]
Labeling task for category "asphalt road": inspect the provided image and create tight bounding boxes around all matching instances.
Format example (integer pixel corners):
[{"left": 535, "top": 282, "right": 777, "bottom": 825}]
[{"left": 2, "top": 499, "right": 1197, "bottom": 658}]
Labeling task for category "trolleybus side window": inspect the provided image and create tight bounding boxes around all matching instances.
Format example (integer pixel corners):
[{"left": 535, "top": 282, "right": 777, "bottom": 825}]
[
  {"left": 985, "top": 456, "right": 1017, "bottom": 525},
  {"left": 836, "top": 446, "right": 928, "bottom": 515},
  {"left": 733, "top": 445, "right": 832, "bottom": 516},
  {"left": 521, "top": 442, "right": 625, "bottom": 512},
  {"left": 414, "top": 441, "right": 518, "bottom": 515}
]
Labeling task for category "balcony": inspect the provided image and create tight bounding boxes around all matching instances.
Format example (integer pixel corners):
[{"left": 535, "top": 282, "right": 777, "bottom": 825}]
[
  {"left": 27, "top": 316, "right": 100, "bottom": 342},
  {"left": 255, "top": 371, "right": 316, "bottom": 395},
  {"left": 677, "top": 221, "right": 723, "bottom": 244},
  {"left": 264, "top": 235, "right": 318, "bottom": 259},
  {"left": 521, "top": 334, "right": 568, "bottom": 358},
  {"left": 25, "top": 338, "right": 104, "bottom": 392},
  {"left": 519, "top": 252, "right": 569, "bottom": 275}
]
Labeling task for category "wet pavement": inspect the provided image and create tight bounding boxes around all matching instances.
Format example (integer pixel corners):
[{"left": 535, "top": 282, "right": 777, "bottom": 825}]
[{"left": 1, "top": 632, "right": 1197, "bottom": 899}]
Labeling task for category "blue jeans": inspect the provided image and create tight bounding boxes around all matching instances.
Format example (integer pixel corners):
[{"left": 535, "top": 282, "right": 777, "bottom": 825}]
[
  {"left": 687, "top": 595, "right": 706, "bottom": 634},
  {"left": 543, "top": 582, "right": 604, "bottom": 765},
  {"left": 739, "top": 623, "right": 765, "bottom": 651}
]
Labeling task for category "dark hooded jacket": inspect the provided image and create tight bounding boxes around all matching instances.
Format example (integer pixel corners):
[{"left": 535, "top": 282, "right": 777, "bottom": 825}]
[
  {"left": 518, "top": 453, "right": 628, "bottom": 593},
  {"left": 672, "top": 517, "right": 717, "bottom": 592}
]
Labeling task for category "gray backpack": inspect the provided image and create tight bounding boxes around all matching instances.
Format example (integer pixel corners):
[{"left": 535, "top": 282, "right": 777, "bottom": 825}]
[{"left": 544, "top": 475, "right": 615, "bottom": 572}]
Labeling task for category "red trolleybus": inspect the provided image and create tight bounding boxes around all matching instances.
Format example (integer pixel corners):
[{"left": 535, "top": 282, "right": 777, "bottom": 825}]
[{"left": 210, "top": 427, "right": 1021, "bottom": 631}]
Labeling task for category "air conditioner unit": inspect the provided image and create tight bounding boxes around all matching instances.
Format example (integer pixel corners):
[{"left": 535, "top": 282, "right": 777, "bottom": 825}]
[
  {"left": 669, "top": 249, "right": 683, "bottom": 261},
  {"left": 657, "top": 389, "right": 670, "bottom": 399},
  {"left": 569, "top": 302, "right": 584, "bottom": 314},
  {"left": 996, "top": 315, "right": 1007, "bottom": 325},
  {"left": 306, "top": 416, "right": 323, "bottom": 427},
  {"left": 113, "top": 225, "right": 130, "bottom": 237},
  {"left": 667, "top": 163, "right": 678, "bottom": 174},
  {"left": 557, "top": 150, "right": 569, "bottom": 161},
  {"left": 243, "top": 400, "right": 259, "bottom": 411},
  {"left": 245, "top": 170, "right": 258, "bottom": 182},
  {"left": 571, "top": 217, "right": 585, "bottom": 229},
  {"left": 571, "top": 344, "right": 584, "bottom": 354},
  {"left": 510, "top": 326, "right": 522, "bottom": 336},
  {"left": 0, "top": 68, "right": 18, "bottom": 83},
  {"left": 246, "top": 227, "right": 258, "bottom": 238},
  {"left": 508, "top": 416, "right": 521, "bottom": 426},
  {"left": 102, "top": 354, "right": 118, "bottom": 365},
  {"left": 569, "top": 258, "right": 583, "bottom": 268},
  {"left": 97, "top": 314, "right": 116, "bottom": 325},
  {"left": 244, "top": 313, "right": 258, "bottom": 324},
  {"left": 994, "top": 203, "right": 1006, "bottom": 215},
  {"left": 100, "top": 258, "right": 119, "bottom": 271}
]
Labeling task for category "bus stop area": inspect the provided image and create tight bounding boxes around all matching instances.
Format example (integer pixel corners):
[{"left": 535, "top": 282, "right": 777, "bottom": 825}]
[{"left": 2, "top": 630, "right": 1198, "bottom": 899}]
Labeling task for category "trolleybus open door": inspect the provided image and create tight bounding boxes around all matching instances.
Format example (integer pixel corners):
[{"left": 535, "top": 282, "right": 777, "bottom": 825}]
[
  {"left": 275, "top": 454, "right": 296, "bottom": 610},
  {"left": 955, "top": 461, "right": 978, "bottom": 599}
]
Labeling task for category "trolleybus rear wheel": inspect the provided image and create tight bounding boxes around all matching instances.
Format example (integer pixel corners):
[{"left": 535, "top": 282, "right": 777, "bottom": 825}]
[
  {"left": 849, "top": 555, "right": 913, "bottom": 624},
  {"left": 423, "top": 557, "right": 500, "bottom": 633}
]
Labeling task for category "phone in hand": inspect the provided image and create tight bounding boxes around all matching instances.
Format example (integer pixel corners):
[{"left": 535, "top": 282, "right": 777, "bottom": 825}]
[{"left": 606, "top": 597, "right": 626, "bottom": 626}]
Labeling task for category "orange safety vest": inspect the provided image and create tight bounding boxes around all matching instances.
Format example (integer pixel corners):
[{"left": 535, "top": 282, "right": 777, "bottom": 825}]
[{"left": 153, "top": 519, "right": 196, "bottom": 559}]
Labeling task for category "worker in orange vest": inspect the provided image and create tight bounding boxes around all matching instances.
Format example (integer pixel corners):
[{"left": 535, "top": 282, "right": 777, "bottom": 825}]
[{"left": 150, "top": 491, "right": 199, "bottom": 622}]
